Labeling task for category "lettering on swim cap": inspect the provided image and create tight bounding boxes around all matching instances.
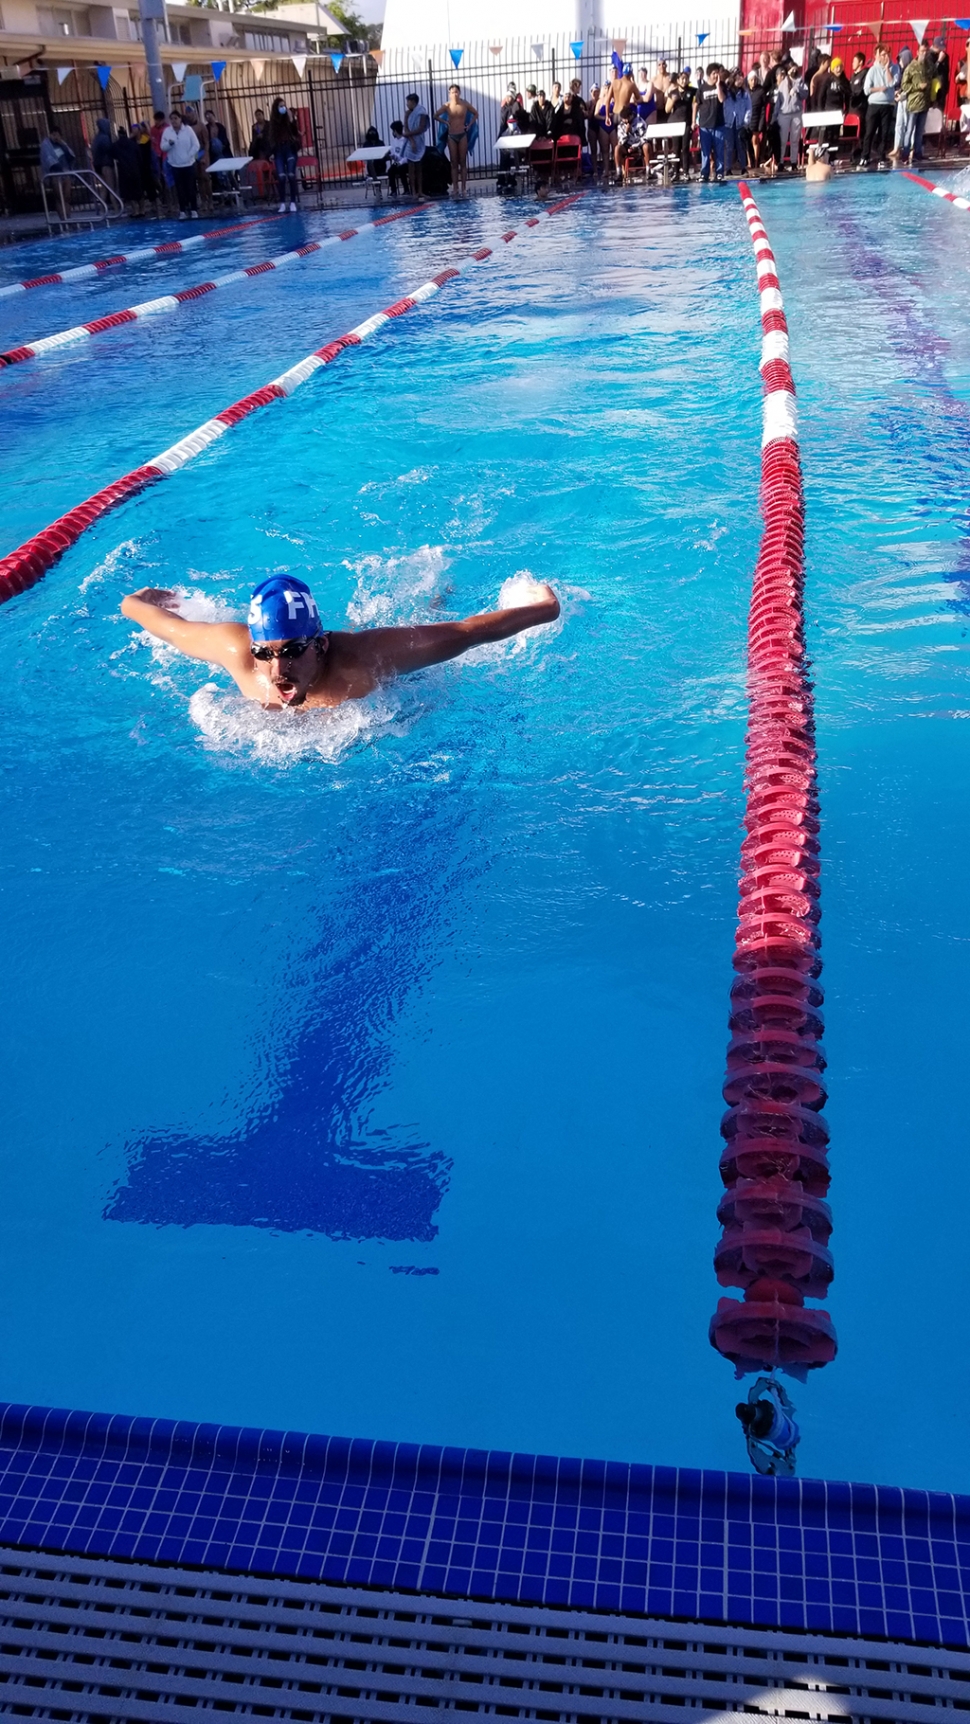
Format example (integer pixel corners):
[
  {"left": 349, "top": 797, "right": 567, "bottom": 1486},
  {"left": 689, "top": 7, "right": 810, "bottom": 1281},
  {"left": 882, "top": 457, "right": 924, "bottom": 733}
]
[{"left": 248, "top": 575, "right": 322, "bottom": 642}]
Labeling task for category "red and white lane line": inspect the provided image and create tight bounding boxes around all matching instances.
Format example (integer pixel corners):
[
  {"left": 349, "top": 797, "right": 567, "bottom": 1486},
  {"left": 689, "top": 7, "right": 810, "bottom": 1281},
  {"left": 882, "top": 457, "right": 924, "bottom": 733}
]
[
  {"left": 0, "top": 205, "right": 427, "bottom": 369},
  {"left": 0, "top": 197, "right": 583, "bottom": 605},
  {"left": 708, "top": 181, "right": 836, "bottom": 1381},
  {"left": 0, "top": 213, "right": 291, "bottom": 302},
  {"left": 901, "top": 169, "right": 970, "bottom": 213}
]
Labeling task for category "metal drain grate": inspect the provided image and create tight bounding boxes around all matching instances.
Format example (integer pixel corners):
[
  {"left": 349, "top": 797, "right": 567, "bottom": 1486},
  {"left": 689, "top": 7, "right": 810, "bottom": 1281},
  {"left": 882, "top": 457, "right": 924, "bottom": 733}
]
[{"left": 0, "top": 1543, "right": 967, "bottom": 1722}]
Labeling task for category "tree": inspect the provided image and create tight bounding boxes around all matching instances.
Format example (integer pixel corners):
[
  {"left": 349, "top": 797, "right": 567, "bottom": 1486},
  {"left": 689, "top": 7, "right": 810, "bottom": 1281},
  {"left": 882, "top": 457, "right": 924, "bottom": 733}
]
[{"left": 326, "top": 1, "right": 382, "bottom": 47}]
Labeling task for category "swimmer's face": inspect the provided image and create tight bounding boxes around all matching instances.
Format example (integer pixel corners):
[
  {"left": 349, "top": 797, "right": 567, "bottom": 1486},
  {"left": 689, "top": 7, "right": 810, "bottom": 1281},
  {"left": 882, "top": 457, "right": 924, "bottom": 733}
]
[{"left": 252, "top": 635, "right": 326, "bottom": 706}]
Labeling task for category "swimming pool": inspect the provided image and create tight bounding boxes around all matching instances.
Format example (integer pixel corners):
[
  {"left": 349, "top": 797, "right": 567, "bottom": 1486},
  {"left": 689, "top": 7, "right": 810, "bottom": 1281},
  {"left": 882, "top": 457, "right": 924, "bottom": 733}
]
[{"left": 2, "top": 177, "right": 969, "bottom": 1500}]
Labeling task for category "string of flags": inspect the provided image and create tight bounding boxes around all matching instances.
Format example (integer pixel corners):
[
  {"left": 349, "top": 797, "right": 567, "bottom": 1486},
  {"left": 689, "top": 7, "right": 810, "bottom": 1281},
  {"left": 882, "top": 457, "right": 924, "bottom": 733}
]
[
  {"left": 449, "top": 46, "right": 463, "bottom": 66},
  {"left": 570, "top": 40, "right": 583, "bottom": 57}
]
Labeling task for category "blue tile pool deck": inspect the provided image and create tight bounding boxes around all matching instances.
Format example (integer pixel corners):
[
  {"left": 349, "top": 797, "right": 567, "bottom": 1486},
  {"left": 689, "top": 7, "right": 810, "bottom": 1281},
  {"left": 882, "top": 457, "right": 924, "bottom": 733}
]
[{"left": 0, "top": 1403, "right": 968, "bottom": 1648}]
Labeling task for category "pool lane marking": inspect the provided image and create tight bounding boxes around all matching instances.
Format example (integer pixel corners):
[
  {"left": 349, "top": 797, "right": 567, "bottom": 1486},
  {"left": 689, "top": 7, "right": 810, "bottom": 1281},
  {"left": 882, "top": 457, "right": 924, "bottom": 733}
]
[
  {"left": 901, "top": 169, "right": 970, "bottom": 212},
  {"left": 0, "top": 204, "right": 429, "bottom": 369},
  {"left": 0, "top": 213, "right": 293, "bottom": 301},
  {"left": 709, "top": 181, "right": 836, "bottom": 1380},
  {"left": 0, "top": 195, "right": 583, "bottom": 605}
]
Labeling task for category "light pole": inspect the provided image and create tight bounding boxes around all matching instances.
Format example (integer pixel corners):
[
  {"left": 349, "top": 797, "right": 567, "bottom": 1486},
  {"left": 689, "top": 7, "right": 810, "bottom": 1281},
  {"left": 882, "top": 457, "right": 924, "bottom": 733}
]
[{"left": 139, "top": 0, "right": 167, "bottom": 116}]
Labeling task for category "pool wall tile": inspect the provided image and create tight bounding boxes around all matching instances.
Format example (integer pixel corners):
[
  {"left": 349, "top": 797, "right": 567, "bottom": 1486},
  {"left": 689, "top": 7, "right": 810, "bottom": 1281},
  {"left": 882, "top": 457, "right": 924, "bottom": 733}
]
[{"left": 0, "top": 1401, "right": 967, "bottom": 1645}]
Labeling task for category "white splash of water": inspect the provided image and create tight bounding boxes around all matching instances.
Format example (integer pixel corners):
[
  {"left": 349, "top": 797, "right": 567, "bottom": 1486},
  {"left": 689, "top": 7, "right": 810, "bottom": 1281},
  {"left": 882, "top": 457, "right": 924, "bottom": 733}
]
[
  {"left": 346, "top": 544, "right": 452, "bottom": 628},
  {"left": 188, "top": 682, "right": 409, "bottom": 765}
]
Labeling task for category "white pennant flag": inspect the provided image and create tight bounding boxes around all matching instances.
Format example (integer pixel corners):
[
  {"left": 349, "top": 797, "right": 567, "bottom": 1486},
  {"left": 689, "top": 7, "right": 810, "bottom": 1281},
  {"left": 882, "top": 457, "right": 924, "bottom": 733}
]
[
  {"left": 909, "top": 16, "right": 929, "bottom": 38},
  {"left": 780, "top": 11, "right": 795, "bottom": 29},
  {"left": 251, "top": 57, "right": 265, "bottom": 79},
  {"left": 171, "top": 60, "right": 187, "bottom": 81},
  {"left": 55, "top": 64, "right": 72, "bottom": 83},
  {"left": 531, "top": 42, "right": 544, "bottom": 58},
  {"left": 291, "top": 52, "right": 307, "bottom": 76},
  {"left": 789, "top": 42, "right": 804, "bottom": 63}
]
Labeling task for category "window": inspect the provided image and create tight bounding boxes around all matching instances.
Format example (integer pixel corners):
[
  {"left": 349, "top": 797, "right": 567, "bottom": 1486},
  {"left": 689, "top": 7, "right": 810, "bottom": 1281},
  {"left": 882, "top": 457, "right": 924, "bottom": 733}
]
[{"left": 37, "top": 5, "right": 89, "bottom": 33}]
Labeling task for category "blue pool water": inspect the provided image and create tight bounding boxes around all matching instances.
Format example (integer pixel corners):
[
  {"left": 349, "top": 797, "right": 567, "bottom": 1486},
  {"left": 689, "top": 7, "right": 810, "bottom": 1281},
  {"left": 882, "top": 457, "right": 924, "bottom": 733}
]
[{"left": 2, "top": 179, "right": 969, "bottom": 1499}]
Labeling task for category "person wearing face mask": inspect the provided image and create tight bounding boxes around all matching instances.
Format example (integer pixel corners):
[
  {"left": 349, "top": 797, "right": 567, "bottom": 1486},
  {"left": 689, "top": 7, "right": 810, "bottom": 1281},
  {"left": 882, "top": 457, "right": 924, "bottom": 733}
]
[{"left": 269, "top": 96, "right": 301, "bottom": 212}]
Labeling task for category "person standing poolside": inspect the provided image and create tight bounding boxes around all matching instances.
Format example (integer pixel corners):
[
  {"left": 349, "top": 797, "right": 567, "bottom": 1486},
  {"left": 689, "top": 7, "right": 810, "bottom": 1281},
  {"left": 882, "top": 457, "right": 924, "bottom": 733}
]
[
  {"left": 120, "top": 576, "right": 561, "bottom": 711},
  {"left": 773, "top": 63, "right": 806, "bottom": 170},
  {"left": 694, "top": 63, "right": 727, "bottom": 181},
  {"left": 859, "top": 46, "right": 898, "bottom": 168},
  {"left": 269, "top": 97, "right": 301, "bottom": 212},
  {"left": 434, "top": 84, "right": 478, "bottom": 195},
  {"left": 403, "top": 92, "right": 429, "bottom": 196},
  {"left": 160, "top": 110, "right": 200, "bottom": 218},
  {"left": 899, "top": 40, "right": 933, "bottom": 164}
]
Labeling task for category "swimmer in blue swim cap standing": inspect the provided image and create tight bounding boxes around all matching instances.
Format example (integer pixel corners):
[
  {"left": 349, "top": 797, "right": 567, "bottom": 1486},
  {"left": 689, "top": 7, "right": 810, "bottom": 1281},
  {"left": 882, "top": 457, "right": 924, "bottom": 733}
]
[{"left": 121, "top": 573, "right": 560, "bottom": 710}]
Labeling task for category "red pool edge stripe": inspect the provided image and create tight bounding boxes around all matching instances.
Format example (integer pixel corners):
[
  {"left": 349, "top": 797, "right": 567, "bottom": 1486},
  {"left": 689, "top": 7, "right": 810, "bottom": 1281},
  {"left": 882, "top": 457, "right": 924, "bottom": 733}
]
[
  {"left": 0, "top": 196, "right": 583, "bottom": 606},
  {"left": 709, "top": 182, "right": 836, "bottom": 1379}
]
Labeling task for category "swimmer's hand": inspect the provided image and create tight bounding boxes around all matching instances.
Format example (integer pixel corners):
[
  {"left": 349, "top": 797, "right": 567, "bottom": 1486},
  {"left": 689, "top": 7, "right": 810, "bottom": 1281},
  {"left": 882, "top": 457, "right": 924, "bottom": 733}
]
[{"left": 127, "top": 586, "right": 180, "bottom": 611}]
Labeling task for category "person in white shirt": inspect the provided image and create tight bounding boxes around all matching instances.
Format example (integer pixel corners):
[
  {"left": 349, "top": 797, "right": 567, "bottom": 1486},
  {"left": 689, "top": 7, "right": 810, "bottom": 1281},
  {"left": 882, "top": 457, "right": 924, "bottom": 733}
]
[
  {"left": 159, "top": 110, "right": 200, "bottom": 219},
  {"left": 387, "top": 119, "right": 408, "bottom": 196},
  {"left": 402, "top": 92, "right": 429, "bottom": 195}
]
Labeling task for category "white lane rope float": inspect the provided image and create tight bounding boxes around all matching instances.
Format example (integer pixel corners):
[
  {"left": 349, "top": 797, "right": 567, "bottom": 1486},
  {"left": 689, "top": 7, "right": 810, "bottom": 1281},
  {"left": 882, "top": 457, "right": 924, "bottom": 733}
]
[
  {"left": 0, "top": 205, "right": 428, "bottom": 368},
  {"left": 0, "top": 212, "right": 289, "bottom": 301},
  {"left": 0, "top": 196, "right": 584, "bottom": 606},
  {"left": 902, "top": 169, "right": 970, "bottom": 213}
]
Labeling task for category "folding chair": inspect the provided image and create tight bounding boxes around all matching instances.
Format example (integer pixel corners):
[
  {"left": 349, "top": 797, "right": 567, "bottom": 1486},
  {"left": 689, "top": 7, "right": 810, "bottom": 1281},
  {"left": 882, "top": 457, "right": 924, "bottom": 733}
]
[
  {"left": 553, "top": 133, "right": 582, "bottom": 182},
  {"left": 528, "top": 137, "right": 555, "bottom": 189}
]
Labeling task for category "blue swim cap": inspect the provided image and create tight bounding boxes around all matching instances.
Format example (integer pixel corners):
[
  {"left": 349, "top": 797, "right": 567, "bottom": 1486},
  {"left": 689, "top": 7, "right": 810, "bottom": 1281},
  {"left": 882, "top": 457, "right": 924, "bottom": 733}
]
[
  {"left": 623, "top": 61, "right": 632, "bottom": 74},
  {"left": 248, "top": 575, "right": 322, "bottom": 642}
]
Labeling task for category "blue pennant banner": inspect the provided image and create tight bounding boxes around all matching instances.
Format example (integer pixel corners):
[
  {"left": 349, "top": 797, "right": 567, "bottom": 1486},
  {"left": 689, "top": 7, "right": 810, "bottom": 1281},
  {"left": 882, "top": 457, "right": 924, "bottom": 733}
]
[
  {"left": 449, "top": 46, "right": 463, "bottom": 66},
  {"left": 95, "top": 63, "right": 111, "bottom": 88},
  {"left": 570, "top": 39, "right": 583, "bottom": 57},
  {"left": 211, "top": 59, "right": 226, "bottom": 80},
  {"left": 697, "top": 31, "right": 709, "bottom": 43},
  {"left": 331, "top": 51, "right": 344, "bottom": 72}
]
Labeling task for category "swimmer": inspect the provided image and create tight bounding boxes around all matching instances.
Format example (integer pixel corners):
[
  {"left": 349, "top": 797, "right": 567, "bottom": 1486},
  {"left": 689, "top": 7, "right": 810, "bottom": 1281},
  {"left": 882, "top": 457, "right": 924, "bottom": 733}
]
[{"left": 120, "top": 574, "right": 560, "bottom": 710}]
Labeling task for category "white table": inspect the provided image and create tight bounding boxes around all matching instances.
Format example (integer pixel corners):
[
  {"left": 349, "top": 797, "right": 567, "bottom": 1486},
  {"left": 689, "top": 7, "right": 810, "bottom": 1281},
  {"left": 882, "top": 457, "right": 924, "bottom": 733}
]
[
  {"left": 206, "top": 155, "right": 253, "bottom": 207},
  {"left": 496, "top": 133, "right": 537, "bottom": 151},
  {"left": 207, "top": 155, "right": 253, "bottom": 174},
  {"left": 645, "top": 120, "right": 686, "bottom": 138}
]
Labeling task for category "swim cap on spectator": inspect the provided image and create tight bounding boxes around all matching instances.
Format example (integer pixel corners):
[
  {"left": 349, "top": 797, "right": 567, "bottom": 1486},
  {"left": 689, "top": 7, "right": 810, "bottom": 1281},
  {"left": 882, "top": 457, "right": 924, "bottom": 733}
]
[
  {"left": 248, "top": 575, "right": 323, "bottom": 642},
  {"left": 622, "top": 62, "right": 632, "bottom": 74}
]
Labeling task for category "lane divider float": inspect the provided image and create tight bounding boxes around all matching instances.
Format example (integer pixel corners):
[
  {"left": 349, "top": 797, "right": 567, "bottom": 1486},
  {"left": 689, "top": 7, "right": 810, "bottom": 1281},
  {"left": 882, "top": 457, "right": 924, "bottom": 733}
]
[
  {"left": 0, "top": 205, "right": 427, "bottom": 369},
  {"left": 709, "top": 181, "right": 836, "bottom": 1379},
  {"left": 0, "top": 213, "right": 286, "bottom": 301},
  {"left": 901, "top": 169, "right": 970, "bottom": 213},
  {"left": 0, "top": 197, "right": 583, "bottom": 606}
]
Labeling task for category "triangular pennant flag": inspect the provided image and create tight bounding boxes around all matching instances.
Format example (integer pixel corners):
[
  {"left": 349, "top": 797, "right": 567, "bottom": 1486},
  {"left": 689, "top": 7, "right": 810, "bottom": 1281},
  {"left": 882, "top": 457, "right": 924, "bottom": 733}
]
[
  {"left": 449, "top": 46, "right": 463, "bottom": 66},
  {"left": 95, "top": 62, "right": 112, "bottom": 88},
  {"left": 829, "top": 23, "right": 843, "bottom": 31},
  {"left": 55, "top": 65, "right": 72, "bottom": 83},
  {"left": 956, "top": 17, "right": 970, "bottom": 27},
  {"left": 291, "top": 52, "right": 307, "bottom": 75},
  {"left": 697, "top": 31, "right": 709, "bottom": 43},
  {"left": 250, "top": 58, "right": 264, "bottom": 79},
  {"left": 369, "top": 47, "right": 384, "bottom": 64},
  {"left": 612, "top": 36, "right": 626, "bottom": 52},
  {"left": 780, "top": 11, "right": 795, "bottom": 28},
  {"left": 489, "top": 43, "right": 502, "bottom": 54},
  {"left": 531, "top": 42, "right": 544, "bottom": 58},
  {"left": 910, "top": 17, "right": 929, "bottom": 39},
  {"left": 171, "top": 60, "right": 187, "bottom": 81},
  {"left": 211, "top": 59, "right": 226, "bottom": 80},
  {"left": 570, "top": 39, "right": 583, "bottom": 57},
  {"left": 789, "top": 42, "right": 804, "bottom": 63},
  {"left": 330, "top": 51, "right": 344, "bottom": 72}
]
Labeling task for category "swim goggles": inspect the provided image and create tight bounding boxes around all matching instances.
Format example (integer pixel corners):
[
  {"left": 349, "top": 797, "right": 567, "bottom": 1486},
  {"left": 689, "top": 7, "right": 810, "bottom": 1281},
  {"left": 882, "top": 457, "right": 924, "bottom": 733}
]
[{"left": 250, "top": 638, "right": 314, "bottom": 662}]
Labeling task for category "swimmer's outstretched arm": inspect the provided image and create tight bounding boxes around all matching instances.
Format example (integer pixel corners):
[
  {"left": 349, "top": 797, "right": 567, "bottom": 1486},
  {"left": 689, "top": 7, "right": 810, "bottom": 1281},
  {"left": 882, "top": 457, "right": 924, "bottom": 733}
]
[
  {"left": 352, "top": 583, "right": 560, "bottom": 679},
  {"left": 120, "top": 588, "right": 248, "bottom": 667}
]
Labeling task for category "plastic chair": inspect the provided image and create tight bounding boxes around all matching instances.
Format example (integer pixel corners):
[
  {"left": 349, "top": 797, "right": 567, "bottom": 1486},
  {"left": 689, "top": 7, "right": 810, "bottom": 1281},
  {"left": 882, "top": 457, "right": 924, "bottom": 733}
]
[
  {"left": 553, "top": 133, "right": 582, "bottom": 181},
  {"left": 245, "top": 158, "right": 275, "bottom": 201},
  {"left": 297, "top": 152, "right": 323, "bottom": 207},
  {"left": 528, "top": 137, "right": 555, "bottom": 186},
  {"left": 923, "top": 106, "right": 945, "bottom": 156},
  {"left": 622, "top": 144, "right": 647, "bottom": 185}
]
